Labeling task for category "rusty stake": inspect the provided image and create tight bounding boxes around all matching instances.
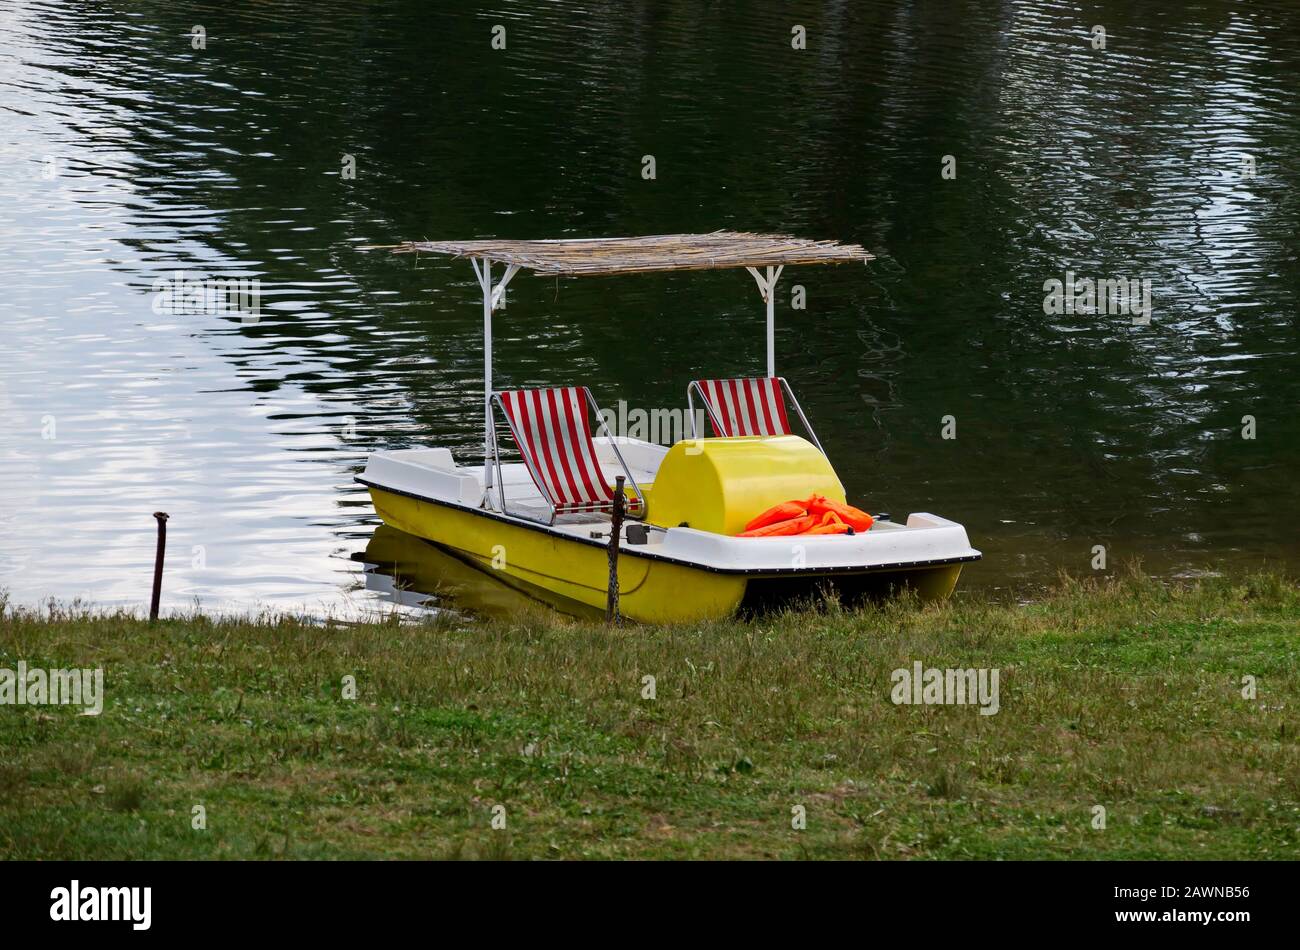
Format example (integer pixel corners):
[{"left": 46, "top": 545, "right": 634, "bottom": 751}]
[
  {"left": 606, "top": 476, "right": 625, "bottom": 625},
  {"left": 150, "top": 511, "right": 168, "bottom": 621}
]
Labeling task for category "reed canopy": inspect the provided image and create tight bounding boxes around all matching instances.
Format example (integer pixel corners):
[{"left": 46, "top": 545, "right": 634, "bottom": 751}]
[
  {"left": 372, "top": 230, "right": 873, "bottom": 276},
  {"left": 367, "top": 230, "right": 875, "bottom": 453}
]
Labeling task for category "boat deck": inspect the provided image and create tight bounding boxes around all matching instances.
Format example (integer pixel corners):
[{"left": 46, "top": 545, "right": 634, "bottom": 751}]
[{"left": 357, "top": 439, "right": 981, "bottom": 575}]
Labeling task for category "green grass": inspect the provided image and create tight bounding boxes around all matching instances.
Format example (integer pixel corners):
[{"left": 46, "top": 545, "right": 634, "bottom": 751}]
[{"left": 1, "top": 568, "right": 1297, "bottom": 860}]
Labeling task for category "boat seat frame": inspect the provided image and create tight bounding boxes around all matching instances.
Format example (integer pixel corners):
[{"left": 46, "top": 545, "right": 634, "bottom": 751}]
[
  {"left": 686, "top": 376, "right": 827, "bottom": 458},
  {"left": 488, "top": 386, "right": 646, "bottom": 526}
]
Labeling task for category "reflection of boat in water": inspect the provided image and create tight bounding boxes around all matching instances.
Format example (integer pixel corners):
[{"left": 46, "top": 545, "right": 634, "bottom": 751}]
[
  {"left": 358, "top": 523, "right": 603, "bottom": 621},
  {"left": 358, "top": 232, "right": 981, "bottom": 623}
]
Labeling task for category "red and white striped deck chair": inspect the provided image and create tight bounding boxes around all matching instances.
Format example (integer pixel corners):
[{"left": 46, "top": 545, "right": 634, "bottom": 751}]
[
  {"left": 490, "top": 386, "right": 644, "bottom": 524},
  {"left": 687, "top": 376, "right": 826, "bottom": 456}
]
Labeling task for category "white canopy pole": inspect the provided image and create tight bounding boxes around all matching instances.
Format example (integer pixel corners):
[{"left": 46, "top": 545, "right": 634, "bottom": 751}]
[
  {"left": 472, "top": 257, "right": 494, "bottom": 498},
  {"left": 746, "top": 264, "right": 783, "bottom": 377},
  {"left": 471, "top": 258, "right": 520, "bottom": 507}
]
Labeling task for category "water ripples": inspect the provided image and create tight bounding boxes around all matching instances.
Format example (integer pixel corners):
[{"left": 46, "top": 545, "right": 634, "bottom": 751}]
[{"left": 1, "top": 0, "right": 1297, "bottom": 613}]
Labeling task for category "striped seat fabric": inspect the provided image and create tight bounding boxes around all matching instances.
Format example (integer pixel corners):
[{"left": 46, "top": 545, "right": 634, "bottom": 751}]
[
  {"left": 692, "top": 377, "right": 792, "bottom": 438},
  {"left": 496, "top": 387, "right": 629, "bottom": 515}
]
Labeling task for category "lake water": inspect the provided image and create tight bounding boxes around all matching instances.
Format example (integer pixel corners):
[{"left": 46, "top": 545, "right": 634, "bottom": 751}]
[{"left": 2, "top": 0, "right": 1298, "bottom": 617}]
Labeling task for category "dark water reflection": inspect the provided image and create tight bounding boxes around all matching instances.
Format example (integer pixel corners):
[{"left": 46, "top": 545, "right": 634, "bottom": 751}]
[{"left": 1, "top": 0, "right": 1297, "bottom": 615}]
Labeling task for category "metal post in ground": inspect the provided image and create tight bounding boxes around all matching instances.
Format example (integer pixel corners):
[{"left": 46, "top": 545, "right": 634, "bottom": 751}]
[
  {"left": 606, "top": 477, "right": 626, "bottom": 625},
  {"left": 150, "top": 511, "right": 168, "bottom": 621}
]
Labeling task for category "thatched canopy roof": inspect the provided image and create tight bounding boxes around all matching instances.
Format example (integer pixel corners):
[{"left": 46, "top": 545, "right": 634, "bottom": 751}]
[{"left": 369, "top": 231, "right": 873, "bottom": 276}]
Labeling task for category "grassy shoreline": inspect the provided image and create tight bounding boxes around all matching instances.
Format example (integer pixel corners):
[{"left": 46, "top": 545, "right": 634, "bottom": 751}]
[{"left": 1, "top": 570, "right": 1297, "bottom": 860}]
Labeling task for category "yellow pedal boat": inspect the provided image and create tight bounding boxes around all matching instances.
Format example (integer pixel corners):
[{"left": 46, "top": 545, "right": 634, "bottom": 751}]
[{"left": 358, "top": 232, "right": 980, "bottom": 623}]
